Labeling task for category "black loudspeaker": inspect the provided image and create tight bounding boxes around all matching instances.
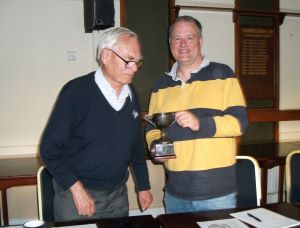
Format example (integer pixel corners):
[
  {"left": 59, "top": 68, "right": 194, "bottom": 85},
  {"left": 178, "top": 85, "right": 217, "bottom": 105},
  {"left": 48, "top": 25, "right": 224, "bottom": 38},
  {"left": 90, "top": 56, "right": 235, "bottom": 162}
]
[{"left": 83, "top": 0, "right": 115, "bottom": 33}]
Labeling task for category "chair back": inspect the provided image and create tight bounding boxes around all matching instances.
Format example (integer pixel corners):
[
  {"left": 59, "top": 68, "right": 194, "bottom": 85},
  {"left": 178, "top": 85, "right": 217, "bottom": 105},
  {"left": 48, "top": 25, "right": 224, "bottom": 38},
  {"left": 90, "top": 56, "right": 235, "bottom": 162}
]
[
  {"left": 285, "top": 150, "right": 300, "bottom": 203},
  {"left": 236, "top": 155, "right": 261, "bottom": 208},
  {"left": 37, "top": 166, "right": 54, "bottom": 222}
]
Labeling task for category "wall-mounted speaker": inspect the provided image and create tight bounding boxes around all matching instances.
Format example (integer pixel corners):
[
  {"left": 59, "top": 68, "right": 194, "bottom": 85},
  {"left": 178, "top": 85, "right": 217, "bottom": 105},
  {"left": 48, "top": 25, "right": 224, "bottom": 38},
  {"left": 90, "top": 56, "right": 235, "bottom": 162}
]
[{"left": 83, "top": 0, "right": 115, "bottom": 33}]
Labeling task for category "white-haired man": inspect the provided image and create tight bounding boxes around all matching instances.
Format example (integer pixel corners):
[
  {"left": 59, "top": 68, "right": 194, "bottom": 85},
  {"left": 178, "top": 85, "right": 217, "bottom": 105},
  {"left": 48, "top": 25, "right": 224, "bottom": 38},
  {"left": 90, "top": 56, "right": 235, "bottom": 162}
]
[{"left": 40, "top": 27, "right": 153, "bottom": 222}]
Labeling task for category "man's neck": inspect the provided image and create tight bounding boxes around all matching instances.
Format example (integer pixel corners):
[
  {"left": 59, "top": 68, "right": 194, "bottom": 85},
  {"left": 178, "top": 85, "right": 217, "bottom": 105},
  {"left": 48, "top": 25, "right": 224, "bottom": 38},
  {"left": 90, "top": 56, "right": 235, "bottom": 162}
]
[{"left": 177, "top": 61, "right": 202, "bottom": 82}]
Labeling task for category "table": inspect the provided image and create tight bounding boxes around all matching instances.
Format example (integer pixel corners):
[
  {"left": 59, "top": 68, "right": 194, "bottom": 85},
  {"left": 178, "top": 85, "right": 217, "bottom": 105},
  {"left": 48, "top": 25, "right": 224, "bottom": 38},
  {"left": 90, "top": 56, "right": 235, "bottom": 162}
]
[
  {"left": 0, "top": 157, "right": 43, "bottom": 226},
  {"left": 51, "top": 214, "right": 160, "bottom": 228},
  {"left": 156, "top": 203, "right": 300, "bottom": 228},
  {"left": 239, "top": 141, "right": 300, "bottom": 205}
]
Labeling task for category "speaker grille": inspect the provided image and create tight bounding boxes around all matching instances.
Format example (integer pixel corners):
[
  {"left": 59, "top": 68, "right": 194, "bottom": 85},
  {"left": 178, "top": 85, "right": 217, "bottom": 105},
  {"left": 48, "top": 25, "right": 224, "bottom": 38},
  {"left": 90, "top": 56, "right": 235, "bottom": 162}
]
[{"left": 84, "top": 0, "right": 115, "bottom": 33}]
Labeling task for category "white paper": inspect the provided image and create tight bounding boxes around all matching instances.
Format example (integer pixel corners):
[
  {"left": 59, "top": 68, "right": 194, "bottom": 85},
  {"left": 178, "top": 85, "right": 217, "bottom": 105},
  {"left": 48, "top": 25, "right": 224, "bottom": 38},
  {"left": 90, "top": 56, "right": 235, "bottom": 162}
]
[
  {"left": 52, "top": 224, "right": 98, "bottom": 228},
  {"left": 230, "top": 208, "right": 300, "bottom": 228},
  {"left": 2, "top": 226, "right": 23, "bottom": 228},
  {"left": 197, "top": 218, "right": 249, "bottom": 228}
]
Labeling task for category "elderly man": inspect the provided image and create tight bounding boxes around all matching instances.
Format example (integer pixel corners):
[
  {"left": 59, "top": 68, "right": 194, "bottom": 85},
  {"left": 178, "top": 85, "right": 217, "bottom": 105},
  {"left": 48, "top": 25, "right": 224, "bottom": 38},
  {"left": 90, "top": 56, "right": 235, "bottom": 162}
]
[{"left": 40, "top": 27, "right": 153, "bottom": 222}]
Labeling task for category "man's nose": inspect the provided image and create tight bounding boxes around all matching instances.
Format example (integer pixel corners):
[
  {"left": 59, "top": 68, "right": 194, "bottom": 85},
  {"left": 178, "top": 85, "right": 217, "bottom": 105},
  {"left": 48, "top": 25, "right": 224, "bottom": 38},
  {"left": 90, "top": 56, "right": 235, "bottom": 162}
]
[
  {"left": 179, "top": 38, "right": 187, "bottom": 46},
  {"left": 129, "top": 62, "right": 138, "bottom": 73}
]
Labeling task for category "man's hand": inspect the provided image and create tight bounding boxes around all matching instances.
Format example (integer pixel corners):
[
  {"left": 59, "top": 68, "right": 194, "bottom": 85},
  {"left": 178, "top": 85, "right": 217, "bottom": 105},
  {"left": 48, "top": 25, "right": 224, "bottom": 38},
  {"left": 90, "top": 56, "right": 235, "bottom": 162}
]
[
  {"left": 175, "top": 111, "right": 200, "bottom": 131},
  {"left": 138, "top": 190, "right": 153, "bottom": 211},
  {"left": 70, "top": 181, "right": 95, "bottom": 217}
]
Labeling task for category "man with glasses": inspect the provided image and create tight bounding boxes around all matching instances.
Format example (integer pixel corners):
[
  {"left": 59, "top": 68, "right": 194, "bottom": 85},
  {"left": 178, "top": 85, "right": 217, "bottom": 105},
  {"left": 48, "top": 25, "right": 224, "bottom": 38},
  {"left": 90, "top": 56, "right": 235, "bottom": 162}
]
[
  {"left": 40, "top": 27, "right": 152, "bottom": 222},
  {"left": 146, "top": 16, "right": 248, "bottom": 213}
]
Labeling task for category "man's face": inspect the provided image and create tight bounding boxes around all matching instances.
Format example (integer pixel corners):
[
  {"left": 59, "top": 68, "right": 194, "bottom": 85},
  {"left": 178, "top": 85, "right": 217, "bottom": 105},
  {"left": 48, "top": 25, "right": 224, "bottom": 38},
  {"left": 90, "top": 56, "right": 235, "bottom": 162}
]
[
  {"left": 170, "top": 21, "right": 203, "bottom": 67},
  {"left": 101, "top": 34, "right": 142, "bottom": 90}
]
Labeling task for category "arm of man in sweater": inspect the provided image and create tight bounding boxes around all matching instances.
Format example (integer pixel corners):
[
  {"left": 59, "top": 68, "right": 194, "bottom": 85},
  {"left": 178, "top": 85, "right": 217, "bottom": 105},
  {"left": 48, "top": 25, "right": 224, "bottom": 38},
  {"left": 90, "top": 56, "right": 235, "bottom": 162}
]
[
  {"left": 70, "top": 181, "right": 95, "bottom": 217},
  {"left": 40, "top": 83, "right": 95, "bottom": 217}
]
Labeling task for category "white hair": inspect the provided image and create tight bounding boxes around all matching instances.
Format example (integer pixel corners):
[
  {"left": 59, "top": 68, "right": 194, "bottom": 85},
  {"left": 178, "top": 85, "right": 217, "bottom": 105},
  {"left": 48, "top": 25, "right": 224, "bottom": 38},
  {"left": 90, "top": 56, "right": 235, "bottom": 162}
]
[{"left": 96, "top": 27, "right": 139, "bottom": 64}]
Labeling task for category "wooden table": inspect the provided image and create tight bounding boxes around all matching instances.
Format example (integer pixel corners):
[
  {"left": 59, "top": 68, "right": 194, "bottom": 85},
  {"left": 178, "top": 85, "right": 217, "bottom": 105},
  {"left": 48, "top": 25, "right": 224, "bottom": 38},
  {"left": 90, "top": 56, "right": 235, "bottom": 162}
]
[
  {"left": 239, "top": 141, "right": 300, "bottom": 205},
  {"left": 0, "top": 157, "right": 43, "bottom": 226},
  {"left": 156, "top": 203, "right": 300, "bottom": 228},
  {"left": 51, "top": 214, "right": 160, "bottom": 228}
]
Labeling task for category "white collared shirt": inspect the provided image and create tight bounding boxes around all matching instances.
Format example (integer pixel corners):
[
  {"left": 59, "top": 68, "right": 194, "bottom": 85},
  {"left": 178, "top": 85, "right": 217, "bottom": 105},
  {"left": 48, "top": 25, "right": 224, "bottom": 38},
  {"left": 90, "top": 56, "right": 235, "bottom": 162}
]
[
  {"left": 94, "top": 69, "right": 132, "bottom": 111},
  {"left": 166, "top": 55, "right": 210, "bottom": 82}
]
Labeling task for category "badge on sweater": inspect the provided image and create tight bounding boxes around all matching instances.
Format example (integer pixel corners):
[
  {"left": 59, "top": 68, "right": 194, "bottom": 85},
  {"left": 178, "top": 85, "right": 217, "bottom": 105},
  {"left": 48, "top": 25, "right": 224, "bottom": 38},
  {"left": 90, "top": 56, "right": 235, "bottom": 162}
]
[{"left": 132, "top": 110, "right": 139, "bottom": 119}]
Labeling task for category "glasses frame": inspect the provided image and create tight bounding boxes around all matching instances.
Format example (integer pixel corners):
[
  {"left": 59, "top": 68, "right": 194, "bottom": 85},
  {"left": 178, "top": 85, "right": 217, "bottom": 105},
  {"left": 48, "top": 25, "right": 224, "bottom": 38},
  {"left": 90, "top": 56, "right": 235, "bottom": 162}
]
[{"left": 107, "top": 48, "right": 143, "bottom": 69}]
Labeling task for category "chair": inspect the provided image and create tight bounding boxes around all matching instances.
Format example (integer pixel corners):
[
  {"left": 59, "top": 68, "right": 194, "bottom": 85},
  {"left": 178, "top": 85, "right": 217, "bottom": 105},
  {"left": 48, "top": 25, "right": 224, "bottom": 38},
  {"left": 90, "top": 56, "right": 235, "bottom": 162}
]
[
  {"left": 236, "top": 155, "right": 262, "bottom": 208},
  {"left": 285, "top": 150, "right": 300, "bottom": 203},
  {"left": 37, "top": 166, "right": 54, "bottom": 222}
]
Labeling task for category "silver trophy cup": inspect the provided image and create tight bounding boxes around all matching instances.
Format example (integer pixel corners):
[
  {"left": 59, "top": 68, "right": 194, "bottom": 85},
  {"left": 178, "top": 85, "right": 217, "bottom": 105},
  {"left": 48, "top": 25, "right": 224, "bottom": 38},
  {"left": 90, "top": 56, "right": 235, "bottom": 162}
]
[{"left": 144, "top": 112, "right": 176, "bottom": 159}]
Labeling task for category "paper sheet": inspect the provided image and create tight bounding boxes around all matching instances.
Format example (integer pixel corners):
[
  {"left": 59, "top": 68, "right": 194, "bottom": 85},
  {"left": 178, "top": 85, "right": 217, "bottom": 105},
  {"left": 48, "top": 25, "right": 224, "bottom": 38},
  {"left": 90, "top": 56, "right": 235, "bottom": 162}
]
[
  {"left": 197, "top": 218, "right": 249, "bottom": 228},
  {"left": 52, "top": 224, "right": 98, "bottom": 228},
  {"left": 2, "top": 226, "right": 23, "bottom": 228},
  {"left": 230, "top": 208, "right": 300, "bottom": 228}
]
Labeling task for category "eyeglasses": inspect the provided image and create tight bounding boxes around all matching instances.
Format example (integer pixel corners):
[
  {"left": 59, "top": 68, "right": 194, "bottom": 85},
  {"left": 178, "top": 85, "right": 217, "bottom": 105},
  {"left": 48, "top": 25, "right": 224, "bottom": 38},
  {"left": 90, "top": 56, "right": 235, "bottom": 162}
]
[{"left": 107, "top": 48, "right": 143, "bottom": 69}]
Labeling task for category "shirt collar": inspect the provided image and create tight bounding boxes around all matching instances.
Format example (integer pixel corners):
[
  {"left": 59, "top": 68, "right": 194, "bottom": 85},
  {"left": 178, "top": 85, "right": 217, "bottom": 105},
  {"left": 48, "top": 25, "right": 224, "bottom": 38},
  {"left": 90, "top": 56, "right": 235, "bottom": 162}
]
[
  {"left": 166, "top": 55, "right": 210, "bottom": 81},
  {"left": 95, "top": 68, "right": 133, "bottom": 101}
]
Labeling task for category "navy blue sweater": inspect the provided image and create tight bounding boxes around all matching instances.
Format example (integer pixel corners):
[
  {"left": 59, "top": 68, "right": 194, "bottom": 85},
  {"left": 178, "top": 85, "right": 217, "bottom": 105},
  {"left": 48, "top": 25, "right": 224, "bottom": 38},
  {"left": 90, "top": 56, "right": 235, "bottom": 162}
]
[{"left": 40, "top": 72, "right": 150, "bottom": 191}]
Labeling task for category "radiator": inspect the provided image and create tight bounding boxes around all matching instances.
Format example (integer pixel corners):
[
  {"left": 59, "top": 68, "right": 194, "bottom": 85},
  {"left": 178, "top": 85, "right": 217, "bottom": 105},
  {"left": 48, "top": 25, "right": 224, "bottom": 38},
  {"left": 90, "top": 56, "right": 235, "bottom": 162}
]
[
  {"left": 267, "top": 166, "right": 280, "bottom": 203},
  {"left": 267, "top": 166, "right": 279, "bottom": 193}
]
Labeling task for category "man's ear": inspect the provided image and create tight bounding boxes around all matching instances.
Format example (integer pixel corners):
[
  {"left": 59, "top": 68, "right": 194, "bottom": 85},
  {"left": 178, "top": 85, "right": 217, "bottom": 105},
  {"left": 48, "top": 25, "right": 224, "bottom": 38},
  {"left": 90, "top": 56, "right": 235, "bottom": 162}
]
[
  {"left": 100, "top": 49, "right": 110, "bottom": 65},
  {"left": 199, "top": 36, "right": 204, "bottom": 48}
]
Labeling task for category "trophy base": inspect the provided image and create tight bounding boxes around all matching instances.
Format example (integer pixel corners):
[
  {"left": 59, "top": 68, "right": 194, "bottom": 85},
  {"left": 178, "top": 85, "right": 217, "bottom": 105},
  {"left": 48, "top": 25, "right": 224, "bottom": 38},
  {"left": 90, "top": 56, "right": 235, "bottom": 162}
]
[{"left": 154, "top": 143, "right": 176, "bottom": 159}]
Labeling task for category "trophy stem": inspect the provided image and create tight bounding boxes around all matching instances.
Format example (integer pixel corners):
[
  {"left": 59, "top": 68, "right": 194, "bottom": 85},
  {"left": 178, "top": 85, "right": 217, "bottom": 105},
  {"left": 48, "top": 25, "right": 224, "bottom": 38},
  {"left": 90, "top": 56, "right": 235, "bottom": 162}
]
[
  {"left": 145, "top": 112, "right": 176, "bottom": 159},
  {"left": 161, "top": 130, "right": 166, "bottom": 141}
]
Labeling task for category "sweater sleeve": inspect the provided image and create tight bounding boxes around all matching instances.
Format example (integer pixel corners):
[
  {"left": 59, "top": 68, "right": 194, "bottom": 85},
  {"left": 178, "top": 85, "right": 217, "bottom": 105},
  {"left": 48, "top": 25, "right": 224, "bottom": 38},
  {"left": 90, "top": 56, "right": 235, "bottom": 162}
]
[
  {"left": 166, "top": 78, "right": 248, "bottom": 141},
  {"left": 40, "top": 84, "right": 78, "bottom": 190},
  {"left": 193, "top": 77, "right": 248, "bottom": 138},
  {"left": 129, "top": 92, "right": 151, "bottom": 192},
  {"left": 145, "top": 90, "right": 162, "bottom": 150}
]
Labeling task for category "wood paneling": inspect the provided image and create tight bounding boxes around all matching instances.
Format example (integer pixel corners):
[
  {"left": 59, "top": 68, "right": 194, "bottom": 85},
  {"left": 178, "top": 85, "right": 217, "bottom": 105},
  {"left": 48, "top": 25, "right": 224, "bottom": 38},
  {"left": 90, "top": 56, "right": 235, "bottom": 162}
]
[{"left": 247, "top": 109, "right": 300, "bottom": 122}]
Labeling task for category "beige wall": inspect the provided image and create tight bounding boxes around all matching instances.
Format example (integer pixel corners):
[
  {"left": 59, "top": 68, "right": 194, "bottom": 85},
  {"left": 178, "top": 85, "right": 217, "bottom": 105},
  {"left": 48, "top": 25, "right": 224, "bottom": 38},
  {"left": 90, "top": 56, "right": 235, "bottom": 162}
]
[{"left": 0, "top": 0, "right": 300, "bottom": 223}]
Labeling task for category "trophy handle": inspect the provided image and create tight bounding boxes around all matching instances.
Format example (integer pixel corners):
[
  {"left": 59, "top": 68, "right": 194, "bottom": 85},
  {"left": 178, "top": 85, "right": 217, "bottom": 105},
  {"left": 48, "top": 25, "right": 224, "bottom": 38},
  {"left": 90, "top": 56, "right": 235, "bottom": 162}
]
[
  {"left": 170, "top": 119, "right": 176, "bottom": 126},
  {"left": 144, "top": 115, "right": 156, "bottom": 127},
  {"left": 170, "top": 113, "right": 176, "bottom": 126}
]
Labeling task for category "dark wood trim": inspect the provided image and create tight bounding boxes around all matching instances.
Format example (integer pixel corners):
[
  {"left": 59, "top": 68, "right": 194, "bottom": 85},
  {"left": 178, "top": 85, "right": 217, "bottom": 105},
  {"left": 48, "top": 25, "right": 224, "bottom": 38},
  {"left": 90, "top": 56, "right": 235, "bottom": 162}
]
[
  {"left": 168, "top": 0, "right": 176, "bottom": 69},
  {"left": 171, "top": 5, "right": 233, "bottom": 13},
  {"left": 247, "top": 109, "right": 300, "bottom": 122},
  {"left": 171, "top": 4, "right": 300, "bottom": 16},
  {"left": 275, "top": 13, "right": 280, "bottom": 110},
  {"left": 120, "top": 0, "right": 126, "bottom": 26},
  {"left": 168, "top": 0, "right": 177, "bottom": 22}
]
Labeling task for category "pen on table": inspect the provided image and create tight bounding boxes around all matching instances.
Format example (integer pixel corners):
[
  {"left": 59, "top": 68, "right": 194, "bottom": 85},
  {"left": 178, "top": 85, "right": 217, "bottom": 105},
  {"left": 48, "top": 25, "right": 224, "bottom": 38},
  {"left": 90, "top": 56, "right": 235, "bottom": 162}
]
[{"left": 247, "top": 213, "right": 262, "bottom": 222}]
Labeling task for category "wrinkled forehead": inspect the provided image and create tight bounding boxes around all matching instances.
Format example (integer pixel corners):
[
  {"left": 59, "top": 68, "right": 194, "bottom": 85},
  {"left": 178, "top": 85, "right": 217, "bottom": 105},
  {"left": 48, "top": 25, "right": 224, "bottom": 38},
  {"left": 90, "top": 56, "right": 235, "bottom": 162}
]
[
  {"left": 115, "top": 34, "right": 142, "bottom": 59},
  {"left": 114, "top": 33, "right": 140, "bottom": 49}
]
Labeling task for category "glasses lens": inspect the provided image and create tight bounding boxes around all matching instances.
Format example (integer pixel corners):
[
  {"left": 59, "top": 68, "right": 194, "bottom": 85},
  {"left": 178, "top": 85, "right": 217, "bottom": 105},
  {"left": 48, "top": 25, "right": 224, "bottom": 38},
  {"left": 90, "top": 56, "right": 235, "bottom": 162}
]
[
  {"left": 136, "top": 60, "right": 143, "bottom": 69},
  {"left": 127, "top": 60, "right": 143, "bottom": 69}
]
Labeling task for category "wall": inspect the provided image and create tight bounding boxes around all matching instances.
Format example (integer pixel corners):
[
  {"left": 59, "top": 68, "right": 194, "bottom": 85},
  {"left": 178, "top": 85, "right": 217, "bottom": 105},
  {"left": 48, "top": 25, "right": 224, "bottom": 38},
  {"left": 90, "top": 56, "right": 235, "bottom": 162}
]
[
  {"left": 279, "top": 0, "right": 300, "bottom": 141},
  {"left": 0, "top": 0, "right": 165, "bottom": 223},
  {"left": 0, "top": 0, "right": 94, "bottom": 157},
  {"left": 0, "top": 0, "right": 299, "bottom": 224}
]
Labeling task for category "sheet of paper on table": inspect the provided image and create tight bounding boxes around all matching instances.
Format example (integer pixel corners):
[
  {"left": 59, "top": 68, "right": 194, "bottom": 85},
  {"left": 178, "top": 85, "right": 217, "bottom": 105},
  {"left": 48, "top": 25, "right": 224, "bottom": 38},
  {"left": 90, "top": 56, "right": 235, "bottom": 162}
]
[
  {"left": 52, "top": 224, "right": 97, "bottom": 228},
  {"left": 2, "top": 226, "right": 23, "bottom": 228},
  {"left": 197, "top": 218, "right": 248, "bottom": 228},
  {"left": 230, "top": 208, "right": 300, "bottom": 228}
]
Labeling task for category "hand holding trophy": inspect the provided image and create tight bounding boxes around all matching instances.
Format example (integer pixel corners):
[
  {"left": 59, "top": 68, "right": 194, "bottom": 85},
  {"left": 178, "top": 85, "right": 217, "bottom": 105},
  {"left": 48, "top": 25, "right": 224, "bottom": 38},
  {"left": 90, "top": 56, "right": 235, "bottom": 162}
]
[{"left": 144, "top": 112, "right": 176, "bottom": 159}]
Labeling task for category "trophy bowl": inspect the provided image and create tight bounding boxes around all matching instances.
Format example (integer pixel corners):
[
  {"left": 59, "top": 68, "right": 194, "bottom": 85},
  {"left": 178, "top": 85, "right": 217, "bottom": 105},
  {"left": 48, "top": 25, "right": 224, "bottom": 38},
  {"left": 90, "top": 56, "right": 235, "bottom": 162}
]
[
  {"left": 144, "top": 112, "right": 176, "bottom": 159},
  {"left": 149, "top": 112, "right": 175, "bottom": 129}
]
